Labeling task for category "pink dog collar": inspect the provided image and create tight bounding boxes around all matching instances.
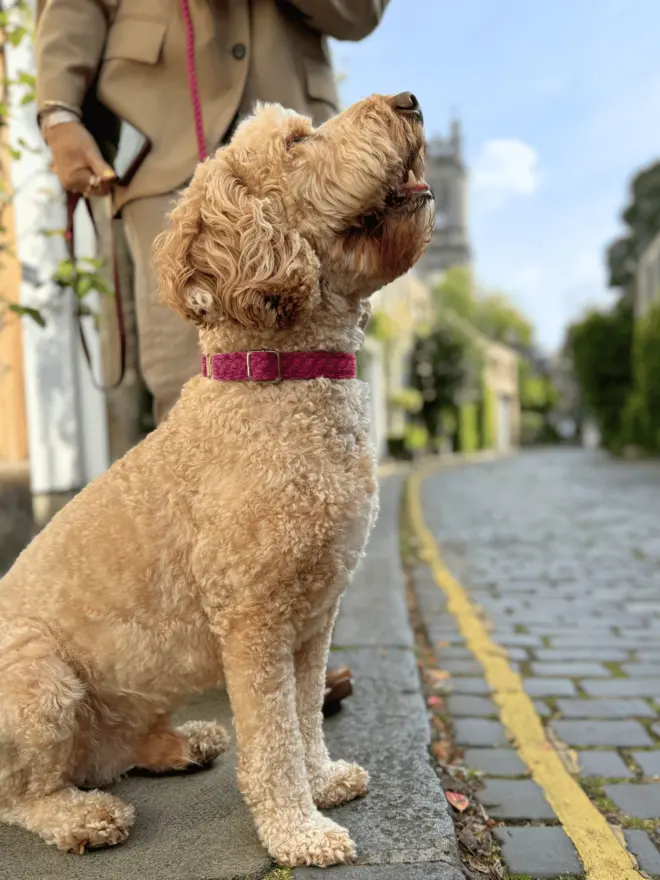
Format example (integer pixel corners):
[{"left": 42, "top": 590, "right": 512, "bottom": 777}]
[{"left": 201, "top": 351, "right": 357, "bottom": 383}]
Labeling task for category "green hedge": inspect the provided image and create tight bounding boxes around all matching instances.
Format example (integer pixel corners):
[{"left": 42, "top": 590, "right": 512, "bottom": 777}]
[
  {"left": 404, "top": 423, "right": 428, "bottom": 452},
  {"left": 520, "top": 410, "right": 544, "bottom": 446},
  {"left": 568, "top": 300, "right": 634, "bottom": 452},
  {"left": 458, "top": 403, "right": 479, "bottom": 453},
  {"left": 621, "top": 304, "right": 660, "bottom": 451}
]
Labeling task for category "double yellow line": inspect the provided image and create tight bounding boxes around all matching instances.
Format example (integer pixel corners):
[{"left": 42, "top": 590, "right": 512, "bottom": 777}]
[{"left": 407, "top": 468, "right": 642, "bottom": 880}]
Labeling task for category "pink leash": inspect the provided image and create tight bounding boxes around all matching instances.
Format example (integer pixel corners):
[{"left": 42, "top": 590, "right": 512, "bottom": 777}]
[
  {"left": 178, "top": 7, "right": 357, "bottom": 386},
  {"left": 179, "top": 0, "right": 207, "bottom": 162}
]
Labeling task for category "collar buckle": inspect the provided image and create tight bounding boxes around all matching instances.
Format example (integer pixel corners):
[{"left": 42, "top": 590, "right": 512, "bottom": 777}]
[{"left": 247, "top": 350, "right": 282, "bottom": 383}]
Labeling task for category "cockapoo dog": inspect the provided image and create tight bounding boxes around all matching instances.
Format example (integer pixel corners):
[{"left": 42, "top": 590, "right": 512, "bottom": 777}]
[{"left": 0, "top": 92, "right": 433, "bottom": 867}]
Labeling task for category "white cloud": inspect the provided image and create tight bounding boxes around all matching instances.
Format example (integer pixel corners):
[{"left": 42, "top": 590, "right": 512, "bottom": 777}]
[{"left": 472, "top": 139, "right": 541, "bottom": 205}]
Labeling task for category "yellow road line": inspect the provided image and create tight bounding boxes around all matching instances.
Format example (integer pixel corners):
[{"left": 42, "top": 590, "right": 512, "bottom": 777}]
[{"left": 407, "top": 467, "right": 642, "bottom": 880}]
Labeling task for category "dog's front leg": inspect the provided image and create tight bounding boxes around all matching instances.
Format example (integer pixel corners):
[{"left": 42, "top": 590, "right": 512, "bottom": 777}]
[
  {"left": 295, "top": 604, "right": 368, "bottom": 809},
  {"left": 221, "top": 623, "right": 357, "bottom": 867}
]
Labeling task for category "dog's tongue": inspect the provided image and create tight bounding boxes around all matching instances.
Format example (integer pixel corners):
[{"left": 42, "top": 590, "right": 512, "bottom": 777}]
[{"left": 400, "top": 169, "right": 430, "bottom": 194}]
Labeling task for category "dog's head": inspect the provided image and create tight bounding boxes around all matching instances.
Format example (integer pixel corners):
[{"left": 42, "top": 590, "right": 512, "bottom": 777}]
[{"left": 154, "top": 93, "right": 434, "bottom": 333}]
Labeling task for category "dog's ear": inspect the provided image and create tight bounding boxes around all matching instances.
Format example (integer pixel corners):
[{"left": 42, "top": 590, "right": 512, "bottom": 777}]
[{"left": 154, "top": 152, "right": 320, "bottom": 329}]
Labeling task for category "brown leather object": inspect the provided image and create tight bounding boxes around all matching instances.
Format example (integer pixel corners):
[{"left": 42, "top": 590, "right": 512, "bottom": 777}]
[{"left": 323, "top": 666, "right": 353, "bottom": 717}]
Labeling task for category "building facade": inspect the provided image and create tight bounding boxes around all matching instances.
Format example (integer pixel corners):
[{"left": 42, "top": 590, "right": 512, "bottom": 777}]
[
  {"left": 482, "top": 339, "right": 520, "bottom": 452},
  {"left": 635, "top": 228, "right": 660, "bottom": 319},
  {"left": 419, "top": 119, "right": 472, "bottom": 278}
]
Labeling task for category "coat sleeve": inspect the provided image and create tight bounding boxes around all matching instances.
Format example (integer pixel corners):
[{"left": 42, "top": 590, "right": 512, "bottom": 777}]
[
  {"left": 35, "top": 0, "right": 114, "bottom": 113},
  {"left": 280, "top": 0, "right": 389, "bottom": 41}
]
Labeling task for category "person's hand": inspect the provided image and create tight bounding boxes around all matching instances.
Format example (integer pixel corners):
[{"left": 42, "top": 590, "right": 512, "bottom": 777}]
[{"left": 46, "top": 121, "right": 116, "bottom": 196}]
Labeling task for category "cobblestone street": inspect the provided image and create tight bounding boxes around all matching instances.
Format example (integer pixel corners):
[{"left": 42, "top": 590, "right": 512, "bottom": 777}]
[{"left": 417, "top": 449, "right": 660, "bottom": 879}]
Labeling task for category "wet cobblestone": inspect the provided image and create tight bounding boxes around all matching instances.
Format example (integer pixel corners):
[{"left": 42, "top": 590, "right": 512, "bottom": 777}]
[{"left": 419, "top": 449, "right": 660, "bottom": 878}]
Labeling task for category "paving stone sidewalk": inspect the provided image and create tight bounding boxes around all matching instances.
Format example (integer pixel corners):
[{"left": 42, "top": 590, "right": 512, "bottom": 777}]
[
  {"left": 0, "top": 474, "right": 463, "bottom": 880},
  {"left": 416, "top": 448, "right": 660, "bottom": 879}
]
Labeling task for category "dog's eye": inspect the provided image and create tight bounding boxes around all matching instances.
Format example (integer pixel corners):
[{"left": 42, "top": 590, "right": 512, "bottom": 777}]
[{"left": 286, "top": 134, "right": 309, "bottom": 150}]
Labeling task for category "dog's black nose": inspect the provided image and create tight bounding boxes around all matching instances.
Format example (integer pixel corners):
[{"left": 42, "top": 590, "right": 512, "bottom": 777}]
[
  {"left": 391, "top": 92, "right": 423, "bottom": 124},
  {"left": 392, "top": 92, "right": 418, "bottom": 110}
]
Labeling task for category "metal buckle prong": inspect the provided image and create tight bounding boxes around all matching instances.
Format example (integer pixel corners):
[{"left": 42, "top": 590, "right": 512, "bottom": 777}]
[{"left": 247, "top": 350, "right": 282, "bottom": 383}]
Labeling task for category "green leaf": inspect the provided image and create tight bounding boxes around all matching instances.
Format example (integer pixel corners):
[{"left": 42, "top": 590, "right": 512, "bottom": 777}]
[
  {"left": 7, "top": 26, "right": 27, "bottom": 47},
  {"left": 8, "top": 303, "right": 46, "bottom": 327},
  {"left": 80, "top": 257, "right": 104, "bottom": 270},
  {"left": 52, "top": 258, "right": 77, "bottom": 286},
  {"left": 75, "top": 276, "right": 93, "bottom": 298},
  {"left": 16, "top": 136, "right": 38, "bottom": 153},
  {"left": 95, "top": 278, "right": 114, "bottom": 297},
  {"left": 16, "top": 71, "right": 36, "bottom": 87}
]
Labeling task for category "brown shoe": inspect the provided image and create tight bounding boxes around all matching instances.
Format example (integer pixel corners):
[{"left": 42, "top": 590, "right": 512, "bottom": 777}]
[{"left": 323, "top": 666, "right": 353, "bottom": 717}]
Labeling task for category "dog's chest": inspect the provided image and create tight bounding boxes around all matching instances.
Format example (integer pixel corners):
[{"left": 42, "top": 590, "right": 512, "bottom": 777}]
[
  {"left": 295, "top": 473, "right": 377, "bottom": 644},
  {"left": 296, "top": 397, "right": 379, "bottom": 630}
]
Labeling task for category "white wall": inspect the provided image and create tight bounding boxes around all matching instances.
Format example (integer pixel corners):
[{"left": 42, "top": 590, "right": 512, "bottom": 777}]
[{"left": 6, "top": 6, "right": 110, "bottom": 500}]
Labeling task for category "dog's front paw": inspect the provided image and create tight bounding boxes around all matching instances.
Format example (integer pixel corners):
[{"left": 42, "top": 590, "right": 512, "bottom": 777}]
[
  {"left": 264, "top": 817, "right": 356, "bottom": 867},
  {"left": 46, "top": 791, "right": 135, "bottom": 853},
  {"left": 312, "top": 759, "right": 369, "bottom": 808},
  {"left": 176, "top": 720, "right": 230, "bottom": 767}
]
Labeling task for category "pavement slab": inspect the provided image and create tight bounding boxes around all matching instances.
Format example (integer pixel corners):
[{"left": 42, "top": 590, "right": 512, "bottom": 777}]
[
  {"left": 605, "top": 783, "right": 660, "bottom": 818},
  {"left": 576, "top": 750, "right": 634, "bottom": 778},
  {"left": 446, "top": 695, "right": 498, "bottom": 717},
  {"left": 295, "top": 865, "right": 465, "bottom": 879},
  {"left": 556, "top": 697, "right": 657, "bottom": 718},
  {"left": 453, "top": 718, "right": 509, "bottom": 747},
  {"left": 624, "top": 829, "right": 660, "bottom": 874},
  {"left": 550, "top": 719, "right": 654, "bottom": 747},
  {"left": 476, "top": 779, "right": 555, "bottom": 820},
  {"left": 494, "top": 826, "right": 582, "bottom": 878},
  {"left": 462, "top": 748, "right": 527, "bottom": 777},
  {"left": 632, "top": 750, "right": 660, "bottom": 778}
]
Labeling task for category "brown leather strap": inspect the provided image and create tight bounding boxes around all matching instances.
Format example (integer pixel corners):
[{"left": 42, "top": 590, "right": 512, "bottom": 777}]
[{"left": 65, "top": 192, "right": 126, "bottom": 391}]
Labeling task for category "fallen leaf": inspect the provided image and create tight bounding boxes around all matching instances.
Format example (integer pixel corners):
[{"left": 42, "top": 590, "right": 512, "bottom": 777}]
[
  {"left": 446, "top": 790, "right": 470, "bottom": 812},
  {"left": 431, "top": 741, "right": 451, "bottom": 762},
  {"left": 426, "top": 668, "right": 451, "bottom": 681},
  {"left": 435, "top": 640, "right": 450, "bottom": 648}
]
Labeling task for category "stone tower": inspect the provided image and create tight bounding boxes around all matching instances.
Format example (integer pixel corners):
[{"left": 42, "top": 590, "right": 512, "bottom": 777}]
[{"left": 419, "top": 118, "right": 472, "bottom": 277}]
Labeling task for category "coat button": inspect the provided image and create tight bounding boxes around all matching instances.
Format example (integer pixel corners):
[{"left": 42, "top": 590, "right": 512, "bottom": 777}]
[{"left": 232, "top": 43, "right": 246, "bottom": 60}]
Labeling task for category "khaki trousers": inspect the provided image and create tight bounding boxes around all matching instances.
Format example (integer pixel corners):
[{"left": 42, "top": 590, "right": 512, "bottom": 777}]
[{"left": 121, "top": 193, "right": 200, "bottom": 424}]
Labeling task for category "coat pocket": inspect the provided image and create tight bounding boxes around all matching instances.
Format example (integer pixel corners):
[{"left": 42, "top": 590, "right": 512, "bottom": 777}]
[{"left": 104, "top": 18, "right": 167, "bottom": 65}]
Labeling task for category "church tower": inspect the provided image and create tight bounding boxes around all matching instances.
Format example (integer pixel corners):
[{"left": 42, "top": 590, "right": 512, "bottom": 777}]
[{"left": 419, "top": 117, "right": 472, "bottom": 278}]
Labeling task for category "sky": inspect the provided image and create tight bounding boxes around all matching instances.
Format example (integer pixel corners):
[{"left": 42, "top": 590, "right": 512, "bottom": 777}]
[{"left": 331, "top": 0, "right": 660, "bottom": 352}]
